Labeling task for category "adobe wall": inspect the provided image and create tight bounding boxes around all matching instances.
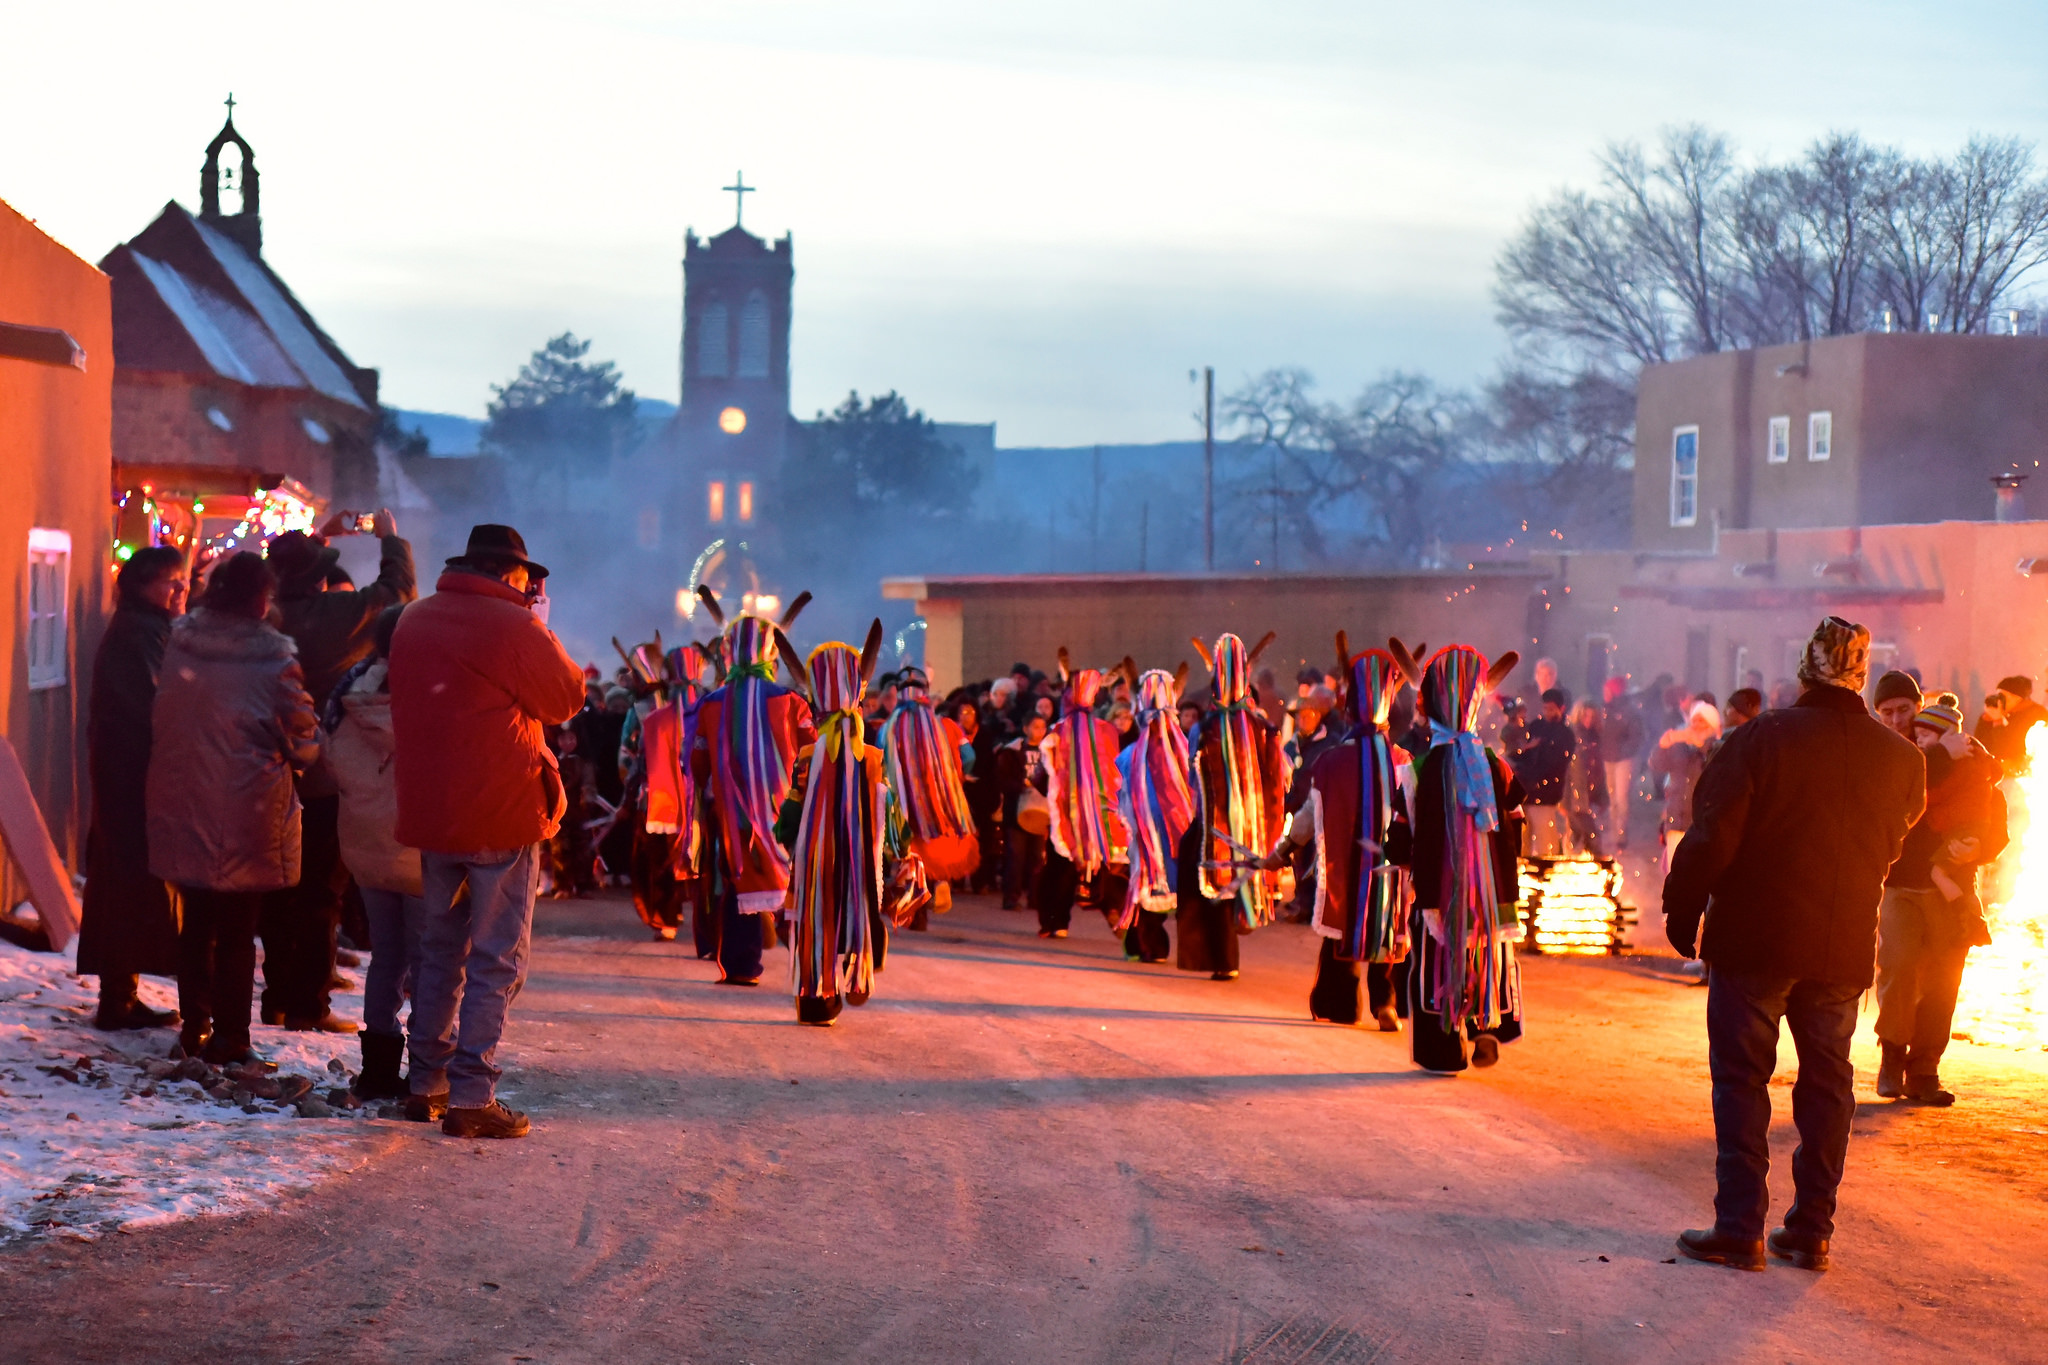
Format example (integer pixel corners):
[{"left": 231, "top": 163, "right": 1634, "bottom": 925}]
[
  {"left": 0, "top": 199, "right": 114, "bottom": 902},
  {"left": 892, "top": 571, "right": 1549, "bottom": 696}
]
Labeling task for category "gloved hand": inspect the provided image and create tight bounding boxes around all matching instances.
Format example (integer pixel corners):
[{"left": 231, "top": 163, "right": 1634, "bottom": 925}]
[{"left": 1665, "top": 911, "right": 1701, "bottom": 960}]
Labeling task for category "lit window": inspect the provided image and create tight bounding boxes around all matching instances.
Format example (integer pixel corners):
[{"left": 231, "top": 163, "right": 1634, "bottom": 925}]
[
  {"left": 1808, "top": 411, "right": 1832, "bottom": 462},
  {"left": 1670, "top": 426, "right": 1699, "bottom": 528},
  {"left": 1767, "top": 415, "right": 1789, "bottom": 464},
  {"left": 27, "top": 528, "right": 71, "bottom": 690},
  {"left": 707, "top": 480, "right": 726, "bottom": 524},
  {"left": 737, "top": 481, "right": 754, "bottom": 523},
  {"left": 718, "top": 406, "right": 747, "bottom": 435},
  {"left": 698, "top": 302, "right": 730, "bottom": 378}
]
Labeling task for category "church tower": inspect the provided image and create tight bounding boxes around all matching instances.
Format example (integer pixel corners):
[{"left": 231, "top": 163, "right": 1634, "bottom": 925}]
[
  {"left": 199, "top": 96, "right": 262, "bottom": 256},
  {"left": 677, "top": 174, "right": 792, "bottom": 534}
]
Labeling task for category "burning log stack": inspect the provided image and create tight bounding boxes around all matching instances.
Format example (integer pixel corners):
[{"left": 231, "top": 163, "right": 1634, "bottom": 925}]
[{"left": 1518, "top": 856, "right": 1635, "bottom": 956}]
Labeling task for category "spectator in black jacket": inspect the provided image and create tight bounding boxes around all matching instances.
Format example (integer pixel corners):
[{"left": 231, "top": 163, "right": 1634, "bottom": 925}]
[
  {"left": 1507, "top": 689, "right": 1574, "bottom": 856},
  {"left": 1662, "top": 616, "right": 1924, "bottom": 1275}
]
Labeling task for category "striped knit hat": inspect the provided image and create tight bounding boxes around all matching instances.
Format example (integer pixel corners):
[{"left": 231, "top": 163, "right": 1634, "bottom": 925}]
[{"left": 1914, "top": 700, "right": 1964, "bottom": 737}]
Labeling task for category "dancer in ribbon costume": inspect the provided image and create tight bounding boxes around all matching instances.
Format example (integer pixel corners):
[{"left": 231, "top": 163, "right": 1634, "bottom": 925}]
[
  {"left": 690, "top": 588, "right": 816, "bottom": 986},
  {"left": 1177, "top": 632, "right": 1286, "bottom": 980},
  {"left": 1394, "top": 639, "right": 1528, "bottom": 1072},
  {"left": 637, "top": 642, "right": 713, "bottom": 952},
  {"left": 1286, "top": 636, "right": 1420, "bottom": 1028},
  {"left": 1114, "top": 662, "right": 1193, "bottom": 963},
  {"left": 776, "top": 623, "right": 889, "bottom": 1026},
  {"left": 1038, "top": 649, "right": 1127, "bottom": 939},
  {"left": 881, "top": 664, "right": 979, "bottom": 920}
]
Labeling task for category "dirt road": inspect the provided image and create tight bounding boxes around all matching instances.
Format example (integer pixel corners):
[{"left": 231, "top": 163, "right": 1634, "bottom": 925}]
[{"left": 4, "top": 892, "right": 2045, "bottom": 1364}]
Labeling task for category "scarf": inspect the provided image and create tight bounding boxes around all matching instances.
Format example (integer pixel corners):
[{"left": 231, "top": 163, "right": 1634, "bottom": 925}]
[
  {"left": 1200, "top": 633, "right": 1278, "bottom": 926},
  {"left": 1115, "top": 669, "right": 1195, "bottom": 928},
  {"left": 1329, "top": 650, "right": 1408, "bottom": 961},
  {"left": 1422, "top": 644, "right": 1507, "bottom": 1025},
  {"left": 1046, "top": 667, "right": 1118, "bottom": 874},
  {"left": 882, "top": 686, "right": 974, "bottom": 844},
  {"left": 790, "top": 643, "right": 881, "bottom": 1003},
  {"left": 710, "top": 615, "right": 794, "bottom": 887}
]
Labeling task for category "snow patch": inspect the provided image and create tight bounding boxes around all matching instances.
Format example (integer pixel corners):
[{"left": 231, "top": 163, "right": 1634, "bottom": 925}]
[{"left": 0, "top": 938, "right": 381, "bottom": 1242}]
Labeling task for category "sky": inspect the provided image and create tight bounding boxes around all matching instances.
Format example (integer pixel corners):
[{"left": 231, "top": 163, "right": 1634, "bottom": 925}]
[{"left": 6, "top": 1, "right": 2046, "bottom": 446}]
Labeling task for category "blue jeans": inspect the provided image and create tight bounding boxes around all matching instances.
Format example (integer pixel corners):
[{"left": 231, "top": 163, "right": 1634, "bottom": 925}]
[
  {"left": 359, "top": 886, "right": 425, "bottom": 1038},
  {"left": 1707, "top": 968, "right": 1860, "bottom": 1240},
  {"left": 408, "top": 846, "right": 539, "bottom": 1109}
]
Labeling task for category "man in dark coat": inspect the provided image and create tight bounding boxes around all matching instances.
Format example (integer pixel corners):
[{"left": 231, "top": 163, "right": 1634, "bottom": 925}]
[
  {"left": 262, "top": 511, "right": 416, "bottom": 1033},
  {"left": 79, "top": 547, "right": 189, "bottom": 1030},
  {"left": 1663, "top": 617, "right": 1925, "bottom": 1274}
]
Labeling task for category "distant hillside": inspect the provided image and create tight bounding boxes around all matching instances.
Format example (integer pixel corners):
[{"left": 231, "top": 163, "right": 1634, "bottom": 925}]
[{"left": 389, "top": 399, "right": 677, "bottom": 458}]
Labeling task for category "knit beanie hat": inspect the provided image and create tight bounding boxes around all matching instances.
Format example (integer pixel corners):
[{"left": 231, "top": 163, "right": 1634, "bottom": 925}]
[
  {"left": 1797, "top": 616, "right": 1871, "bottom": 693},
  {"left": 1914, "top": 701, "right": 1964, "bottom": 737},
  {"left": 1873, "top": 670, "right": 1923, "bottom": 708},
  {"left": 1997, "top": 675, "right": 2034, "bottom": 700}
]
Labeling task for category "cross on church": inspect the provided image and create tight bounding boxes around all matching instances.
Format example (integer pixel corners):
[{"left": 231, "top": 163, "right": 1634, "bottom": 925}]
[
  {"left": 724, "top": 172, "right": 754, "bottom": 228},
  {"left": 224, "top": 93, "right": 236, "bottom": 121}
]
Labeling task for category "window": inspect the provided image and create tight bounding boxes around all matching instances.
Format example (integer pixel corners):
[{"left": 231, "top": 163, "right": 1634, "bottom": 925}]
[
  {"left": 697, "top": 302, "right": 730, "bottom": 377},
  {"left": 27, "top": 528, "right": 70, "bottom": 690},
  {"left": 706, "top": 480, "right": 726, "bottom": 524},
  {"left": 1670, "top": 426, "right": 1699, "bottom": 527},
  {"left": 1767, "top": 415, "right": 1790, "bottom": 464},
  {"left": 737, "top": 481, "right": 755, "bottom": 523},
  {"left": 737, "top": 290, "right": 771, "bottom": 378},
  {"left": 1808, "top": 411, "right": 1832, "bottom": 462}
]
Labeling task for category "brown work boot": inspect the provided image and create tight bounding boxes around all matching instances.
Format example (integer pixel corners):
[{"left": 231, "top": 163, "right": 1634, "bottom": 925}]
[
  {"left": 1768, "top": 1227, "right": 1830, "bottom": 1272},
  {"left": 1904, "top": 1073, "right": 1956, "bottom": 1106},
  {"left": 443, "top": 1101, "right": 531, "bottom": 1139},
  {"left": 403, "top": 1091, "right": 449, "bottom": 1122},
  {"left": 1876, "top": 1041, "right": 1907, "bottom": 1098},
  {"left": 1677, "top": 1227, "right": 1765, "bottom": 1272}
]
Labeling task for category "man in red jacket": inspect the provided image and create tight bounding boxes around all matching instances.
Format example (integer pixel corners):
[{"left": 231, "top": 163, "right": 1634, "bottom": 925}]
[{"left": 389, "top": 525, "right": 585, "bottom": 1139}]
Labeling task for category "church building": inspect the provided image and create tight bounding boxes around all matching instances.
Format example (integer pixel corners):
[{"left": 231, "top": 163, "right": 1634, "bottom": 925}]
[
  {"left": 668, "top": 176, "right": 794, "bottom": 540},
  {"left": 99, "top": 104, "right": 383, "bottom": 551}
]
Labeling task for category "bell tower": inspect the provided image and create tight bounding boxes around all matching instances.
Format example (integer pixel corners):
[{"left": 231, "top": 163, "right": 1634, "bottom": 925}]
[
  {"left": 199, "top": 94, "right": 263, "bottom": 256},
  {"left": 677, "top": 173, "right": 793, "bottom": 534}
]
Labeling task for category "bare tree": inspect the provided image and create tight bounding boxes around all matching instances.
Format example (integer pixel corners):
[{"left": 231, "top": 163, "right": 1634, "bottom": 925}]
[{"left": 1223, "top": 370, "right": 1472, "bottom": 568}]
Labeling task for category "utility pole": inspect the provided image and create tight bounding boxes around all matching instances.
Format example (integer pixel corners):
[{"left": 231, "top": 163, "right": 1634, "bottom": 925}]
[{"left": 1202, "top": 365, "right": 1215, "bottom": 571}]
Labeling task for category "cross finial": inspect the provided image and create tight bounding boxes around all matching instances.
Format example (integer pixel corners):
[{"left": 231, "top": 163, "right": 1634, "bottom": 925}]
[
  {"left": 723, "top": 171, "right": 754, "bottom": 228},
  {"left": 224, "top": 92, "right": 236, "bottom": 122}
]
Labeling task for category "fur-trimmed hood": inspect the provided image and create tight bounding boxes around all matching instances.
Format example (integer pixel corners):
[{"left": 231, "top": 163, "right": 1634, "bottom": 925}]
[{"left": 167, "top": 607, "right": 299, "bottom": 664}]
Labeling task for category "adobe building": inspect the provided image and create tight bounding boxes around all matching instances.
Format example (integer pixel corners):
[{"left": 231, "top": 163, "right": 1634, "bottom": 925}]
[
  {"left": 99, "top": 109, "right": 382, "bottom": 542},
  {"left": 887, "top": 330, "right": 2048, "bottom": 706},
  {"left": 0, "top": 199, "right": 114, "bottom": 913},
  {"left": 883, "top": 569, "right": 1549, "bottom": 696},
  {"left": 1636, "top": 331, "right": 2048, "bottom": 552}
]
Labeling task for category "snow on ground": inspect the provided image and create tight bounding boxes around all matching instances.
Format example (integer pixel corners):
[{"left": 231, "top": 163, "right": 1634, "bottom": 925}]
[{"left": 0, "top": 939, "right": 387, "bottom": 1242}]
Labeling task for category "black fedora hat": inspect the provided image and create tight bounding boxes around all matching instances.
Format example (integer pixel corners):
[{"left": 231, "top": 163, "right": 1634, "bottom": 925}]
[
  {"left": 447, "top": 523, "right": 549, "bottom": 580},
  {"left": 266, "top": 529, "right": 340, "bottom": 588}
]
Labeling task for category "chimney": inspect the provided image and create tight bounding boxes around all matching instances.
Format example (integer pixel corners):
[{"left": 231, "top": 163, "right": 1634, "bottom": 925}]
[{"left": 1994, "top": 473, "right": 2028, "bottom": 523}]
